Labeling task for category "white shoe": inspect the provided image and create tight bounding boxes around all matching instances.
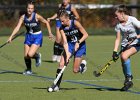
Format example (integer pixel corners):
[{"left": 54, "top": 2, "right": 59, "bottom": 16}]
[
  {"left": 53, "top": 85, "right": 60, "bottom": 92},
  {"left": 35, "top": 53, "right": 41, "bottom": 67},
  {"left": 52, "top": 55, "right": 57, "bottom": 62},
  {"left": 56, "top": 56, "right": 61, "bottom": 62},
  {"left": 79, "top": 60, "right": 87, "bottom": 74},
  {"left": 23, "top": 70, "right": 32, "bottom": 75}
]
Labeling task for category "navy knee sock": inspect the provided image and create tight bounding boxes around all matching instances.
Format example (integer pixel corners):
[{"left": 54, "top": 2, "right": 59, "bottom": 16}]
[{"left": 24, "top": 58, "right": 31, "bottom": 71}]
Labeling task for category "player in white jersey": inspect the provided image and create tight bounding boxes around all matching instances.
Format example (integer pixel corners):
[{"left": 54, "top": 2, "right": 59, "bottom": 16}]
[{"left": 112, "top": 5, "right": 140, "bottom": 91}]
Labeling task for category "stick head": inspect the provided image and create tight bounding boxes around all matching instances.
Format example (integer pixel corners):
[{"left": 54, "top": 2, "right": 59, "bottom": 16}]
[{"left": 93, "top": 71, "right": 101, "bottom": 77}]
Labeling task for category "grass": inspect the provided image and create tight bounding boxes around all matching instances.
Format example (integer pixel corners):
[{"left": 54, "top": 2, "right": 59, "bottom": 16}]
[{"left": 0, "top": 35, "right": 140, "bottom": 100}]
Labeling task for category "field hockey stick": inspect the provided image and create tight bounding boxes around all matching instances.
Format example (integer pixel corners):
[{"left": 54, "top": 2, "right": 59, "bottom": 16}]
[
  {"left": 0, "top": 31, "right": 24, "bottom": 48},
  {"left": 53, "top": 51, "right": 75, "bottom": 85},
  {"left": 93, "top": 38, "right": 136, "bottom": 77},
  {"left": 47, "top": 51, "right": 75, "bottom": 92}
]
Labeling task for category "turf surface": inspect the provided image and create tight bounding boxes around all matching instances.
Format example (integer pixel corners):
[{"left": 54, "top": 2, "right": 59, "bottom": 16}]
[{"left": 0, "top": 36, "right": 140, "bottom": 100}]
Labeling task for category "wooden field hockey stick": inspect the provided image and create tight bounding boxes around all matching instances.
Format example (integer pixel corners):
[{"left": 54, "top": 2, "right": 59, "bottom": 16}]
[
  {"left": 93, "top": 38, "right": 136, "bottom": 77},
  {"left": 0, "top": 31, "right": 24, "bottom": 48}
]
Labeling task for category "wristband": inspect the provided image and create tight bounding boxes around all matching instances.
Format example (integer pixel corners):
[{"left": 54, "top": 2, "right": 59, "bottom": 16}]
[{"left": 77, "top": 40, "right": 80, "bottom": 44}]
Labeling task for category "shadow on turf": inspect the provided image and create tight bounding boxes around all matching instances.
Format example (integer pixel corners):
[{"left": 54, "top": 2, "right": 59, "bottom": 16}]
[
  {"left": 0, "top": 70, "right": 22, "bottom": 74},
  {"left": 84, "top": 87, "right": 121, "bottom": 91},
  {"left": 0, "top": 69, "right": 37, "bottom": 75},
  {"left": 1, "top": 69, "right": 140, "bottom": 94},
  {"left": 42, "top": 60, "right": 55, "bottom": 63},
  {"left": 33, "top": 87, "right": 78, "bottom": 91}
]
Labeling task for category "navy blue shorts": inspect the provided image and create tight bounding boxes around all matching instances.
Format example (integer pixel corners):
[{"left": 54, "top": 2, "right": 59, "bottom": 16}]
[
  {"left": 24, "top": 32, "right": 43, "bottom": 47},
  {"left": 56, "top": 19, "right": 61, "bottom": 28},
  {"left": 68, "top": 41, "right": 86, "bottom": 57}
]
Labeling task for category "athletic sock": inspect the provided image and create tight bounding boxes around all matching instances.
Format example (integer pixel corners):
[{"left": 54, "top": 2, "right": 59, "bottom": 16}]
[
  {"left": 57, "top": 44, "right": 64, "bottom": 56},
  {"left": 24, "top": 58, "right": 31, "bottom": 71},
  {"left": 56, "top": 69, "right": 63, "bottom": 87},
  {"left": 123, "top": 59, "right": 132, "bottom": 76},
  {"left": 54, "top": 42, "right": 59, "bottom": 55},
  {"left": 32, "top": 53, "right": 38, "bottom": 59}
]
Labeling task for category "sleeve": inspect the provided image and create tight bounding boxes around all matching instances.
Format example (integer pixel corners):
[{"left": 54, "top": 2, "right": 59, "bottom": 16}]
[
  {"left": 131, "top": 17, "right": 140, "bottom": 28},
  {"left": 115, "top": 24, "right": 120, "bottom": 33}
]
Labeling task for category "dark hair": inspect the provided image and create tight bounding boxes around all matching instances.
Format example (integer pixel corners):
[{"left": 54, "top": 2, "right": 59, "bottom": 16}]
[
  {"left": 57, "top": 3, "right": 66, "bottom": 17},
  {"left": 59, "top": 10, "right": 69, "bottom": 18},
  {"left": 115, "top": 4, "right": 130, "bottom": 15},
  {"left": 26, "top": 0, "right": 36, "bottom": 8},
  {"left": 26, "top": 1, "right": 37, "bottom": 13}
]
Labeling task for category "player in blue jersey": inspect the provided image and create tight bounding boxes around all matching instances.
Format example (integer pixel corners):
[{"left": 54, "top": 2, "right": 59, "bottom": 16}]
[
  {"left": 47, "top": 0, "right": 79, "bottom": 62},
  {"left": 7, "top": 1, "right": 53, "bottom": 75},
  {"left": 112, "top": 5, "right": 140, "bottom": 91},
  {"left": 49, "top": 11, "right": 88, "bottom": 92}
]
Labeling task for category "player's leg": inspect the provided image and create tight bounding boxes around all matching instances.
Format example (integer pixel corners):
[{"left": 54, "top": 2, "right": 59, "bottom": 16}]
[
  {"left": 27, "top": 44, "right": 41, "bottom": 67},
  {"left": 120, "top": 46, "right": 137, "bottom": 91},
  {"left": 52, "top": 20, "right": 63, "bottom": 62},
  {"left": 23, "top": 44, "right": 32, "bottom": 75},
  {"left": 73, "top": 42, "right": 87, "bottom": 74},
  {"left": 50, "top": 53, "right": 66, "bottom": 92},
  {"left": 73, "top": 57, "right": 87, "bottom": 74}
]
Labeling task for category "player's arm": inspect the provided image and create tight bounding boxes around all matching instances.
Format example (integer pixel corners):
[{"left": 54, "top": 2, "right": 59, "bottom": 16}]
[
  {"left": 37, "top": 14, "right": 54, "bottom": 39},
  {"left": 60, "top": 29, "right": 69, "bottom": 54},
  {"left": 47, "top": 13, "right": 58, "bottom": 22},
  {"left": 71, "top": 5, "right": 80, "bottom": 20},
  {"left": 8, "top": 15, "right": 24, "bottom": 42},
  {"left": 112, "top": 31, "right": 121, "bottom": 61},
  {"left": 47, "top": 4, "right": 61, "bottom": 22},
  {"left": 60, "top": 29, "right": 70, "bottom": 62},
  {"left": 113, "top": 31, "right": 121, "bottom": 52},
  {"left": 75, "top": 20, "right": 88, "bottom": 43}
]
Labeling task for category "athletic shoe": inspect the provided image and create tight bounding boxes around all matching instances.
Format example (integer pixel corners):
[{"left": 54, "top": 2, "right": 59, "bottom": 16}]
[
  {"left": 56, "top": 56, "right": 61, "bottom": 62},
  {"left": 79, "top": 60, "right": 87, "bottom": 74},
  {"left": 48, "top": 85, "right": 60, "bottom": 92},
  {"left": 35, "top": 53, "right": 41, "bottom": 67},
  {"left": 120, "top": 81, "right": 133, "bottom": 91},
  {"left": 120, "top": 75, "right": 133, "bottom": 91},
  {"left": 53, "top": 85, "right": 60, "bottom": 92},
  {"left": 23, "top": 70, "right": 32, "bottom": 75},
  {"left": 52, "top": 55, "right": 57, "bottom": 62}
]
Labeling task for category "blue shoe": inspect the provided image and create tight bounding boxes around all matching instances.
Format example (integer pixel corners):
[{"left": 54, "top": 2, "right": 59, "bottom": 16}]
[{"left": 35, "top": 53, "right": 41, "bottom": 67}]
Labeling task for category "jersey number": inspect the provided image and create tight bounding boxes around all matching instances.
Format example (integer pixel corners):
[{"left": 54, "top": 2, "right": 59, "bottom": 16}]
[{"left": 71, "top": 35, "right": 77, "bottom": 42}]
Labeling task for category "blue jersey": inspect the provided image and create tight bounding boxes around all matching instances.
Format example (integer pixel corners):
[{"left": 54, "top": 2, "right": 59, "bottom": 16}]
[
  {"left": 24, "top": 12, "right": 41, "bottom": 33},
  {"left": 60, "top": 20, "right": 86, "bottom": 57},
  {"left": 57, "top": 4, "right": 72, "bottom": 18},
  {"left": 60, "top": 20, "right": 83, "bottom": 43},
  {"left": 56, "top": 4, "right": 75, "bottom": 28}
]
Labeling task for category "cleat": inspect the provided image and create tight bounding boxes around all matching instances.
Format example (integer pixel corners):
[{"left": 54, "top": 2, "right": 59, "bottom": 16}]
[
  {"left": 120, "top": 75, "right": 133, "bottom": 91},
  {"left": 47, "top": 85, "right": 59, "bottom": 92},
  {"left": 120, "top": 81, "right": 133, "bottom": 91},
  {"left": 23, "top": 70, "right": 32, "bottom": 75},
  {"left": 35, "top": 53, "right": 41, "bottom": 67},
  {"left": 52, "top": 55, "right": 57, "bottom": 62},
  {"left": 79, "top": 60, "right": 87, "bottom": 74}
]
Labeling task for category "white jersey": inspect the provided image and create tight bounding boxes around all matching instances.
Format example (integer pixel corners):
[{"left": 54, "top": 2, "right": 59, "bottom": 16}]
[{"left": 115, "top": 16, "right": 140, "bottom": 47}]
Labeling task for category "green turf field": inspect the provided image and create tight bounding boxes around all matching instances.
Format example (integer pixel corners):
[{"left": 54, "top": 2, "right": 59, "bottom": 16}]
[{"left": 0, "top": 35, "right": 140, "bottom": 100}]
